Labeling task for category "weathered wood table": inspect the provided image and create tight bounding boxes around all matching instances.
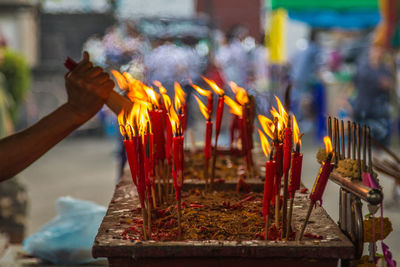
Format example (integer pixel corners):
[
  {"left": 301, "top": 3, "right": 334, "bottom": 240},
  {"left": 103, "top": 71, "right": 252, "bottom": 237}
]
[{"left": 92, "top": 171, "right": 354, "bottom": 267}]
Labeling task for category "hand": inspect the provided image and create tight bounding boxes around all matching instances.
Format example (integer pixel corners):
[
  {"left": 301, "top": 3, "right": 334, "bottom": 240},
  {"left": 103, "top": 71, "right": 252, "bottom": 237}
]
[{"left": 64, "top": 51, "right": 114, "bottom": 124}]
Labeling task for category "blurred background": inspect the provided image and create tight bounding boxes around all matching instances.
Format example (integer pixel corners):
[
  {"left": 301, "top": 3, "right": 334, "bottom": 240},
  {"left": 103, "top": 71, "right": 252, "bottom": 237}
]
[{"left": 1, "top": 0, "right": 400, "bottom": 264}]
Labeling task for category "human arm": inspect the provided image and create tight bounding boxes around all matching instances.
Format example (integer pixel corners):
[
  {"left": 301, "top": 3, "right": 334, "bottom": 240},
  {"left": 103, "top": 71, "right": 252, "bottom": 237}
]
[{"left": 0, "top": 52, "right": 114, "bottom": 182}]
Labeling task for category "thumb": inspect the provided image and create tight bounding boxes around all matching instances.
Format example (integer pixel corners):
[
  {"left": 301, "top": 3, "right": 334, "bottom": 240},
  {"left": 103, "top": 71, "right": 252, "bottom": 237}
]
[{"left": 83, "top": 51, "right": 90, "bottom": 61}]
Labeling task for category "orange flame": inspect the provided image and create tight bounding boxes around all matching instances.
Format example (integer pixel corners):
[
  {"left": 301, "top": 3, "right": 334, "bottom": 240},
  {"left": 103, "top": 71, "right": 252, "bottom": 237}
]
[
  {"left": 258, "top": 129, "right": 271, "bottom": 158},
  {"left": 229, "top": 81, "right": 239, "bottom": 94},
  {"left": 323, "top": 136, "right": 333, "bottom": 154},
  {"left": 229, "top": 82, "right": 249, "bottom": 105},
  {"left": 203, "top": 76, "right": 224, "bottom": 96},
  {"left": 118, "top": 109, "right": 125, "bottom": 128},
  {"left": 174, "top": 94, "right": 182, "bottom": 112},
  {"left": 191, "top": 83, "right": 212, "bottom": 97},
  {"left": 258, "top": 115, "right": 275, "bottom": 140},
  {"left": 162, "top": 94, "right": 172, "bottom": 111},
  {"left": 144, "top": 86, "right": 159, "bottom": 108},
  {"left": 168, "top": 106, "right": 180, "bottom": 135},
  {"left": 137, "top": 103, "right": 152, "bottom": 136},
  {"left": 123, "top": 72, "right": 147, "bottom": 102},
  {"left": 224, "top": 96, "right": 242, "bottom": 117},
  {"left": 153, "top": 80, "right": 167, "bottom": 95},
  {"left": 174, "top": 82, "right": 186, "bottom": 104},
  {"left": 111, "top": 70, "right": 128, "bottom": 90},
  {"left": 293, "top": 115, "right": 301, "bottom": 146},
  {"left": 118, "top": 109, "right": 126, "bottom": 137},
  {"left": 194, "top": 95, "right": 209, "bottom": 120},
  {"left": 274, "top": 96, "right": 288, "bottom": 126}
]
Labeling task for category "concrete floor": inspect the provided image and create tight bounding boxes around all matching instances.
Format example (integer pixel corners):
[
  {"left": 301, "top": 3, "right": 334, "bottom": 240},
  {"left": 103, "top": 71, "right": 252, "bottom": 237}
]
[{"left": 17, "top": 135, "right": 400, "bottom": 263}]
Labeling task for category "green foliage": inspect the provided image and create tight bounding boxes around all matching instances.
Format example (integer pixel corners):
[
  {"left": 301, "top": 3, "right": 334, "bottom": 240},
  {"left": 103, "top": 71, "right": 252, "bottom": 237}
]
[{"left": 0, "top": 48, "right": 31, "bottom": 122}]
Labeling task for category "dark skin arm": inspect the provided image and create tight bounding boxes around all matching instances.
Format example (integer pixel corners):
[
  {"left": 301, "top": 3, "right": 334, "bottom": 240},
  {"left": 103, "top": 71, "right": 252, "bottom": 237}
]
[{"left": 0, "top": 52, "right": 114, "bottom": 182}]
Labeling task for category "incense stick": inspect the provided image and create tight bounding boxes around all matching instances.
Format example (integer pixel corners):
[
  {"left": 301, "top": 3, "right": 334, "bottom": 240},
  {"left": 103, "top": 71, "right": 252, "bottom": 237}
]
[
  {"left": 341, "top": 120, "right": 345, "bottom": 160},
  {"left": 328, "top": 116, "right": 332, "bottom": 142},
  {"left": 347, "top": 121, "right": 351, "bottom": 159},
  {"left": 333, "top": 118, "right": 338, "bottom": 164},
  {"left": 357, "top": 124, "right": 361, "bottom": 179},
  {"left": 352, "top": 122, "right": 356, "bottom": 160}
]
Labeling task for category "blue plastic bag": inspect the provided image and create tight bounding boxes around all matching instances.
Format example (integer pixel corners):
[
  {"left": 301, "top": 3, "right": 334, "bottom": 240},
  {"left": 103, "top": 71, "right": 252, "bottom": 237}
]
[{"left": 23, "top": 197, "right": 106, "bottom": 265}]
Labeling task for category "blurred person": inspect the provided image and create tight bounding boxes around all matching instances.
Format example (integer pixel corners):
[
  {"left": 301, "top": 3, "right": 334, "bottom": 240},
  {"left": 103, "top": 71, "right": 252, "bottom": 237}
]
[
  {"left": 216, "top": 25, "right": 250, "bottom": 90},
  {"left": 290, "top": 29, "right": 325, "bottom": 140},
  {"left": 0, "top": 51, "right": 114, "bottom": 181},
  {"left": 144, "top": 37, "right": 194, "bottom": 94},
  {"left": 353, "top": 45, "right": 396, "bottom": 146},
  {"left": 249, "top": 34, "right": 269, "bottom": 93},
  {"left": 0, "top": 35, "right": 31, "bottom": 243}
]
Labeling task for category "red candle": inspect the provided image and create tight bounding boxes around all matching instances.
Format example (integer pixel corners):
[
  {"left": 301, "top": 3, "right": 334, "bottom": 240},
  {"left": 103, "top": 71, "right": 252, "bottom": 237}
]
[
  {"left": 153, "top": 110, "right": 165, "bottom": 160},
  {"left": 283, "top": 127, "right": 292, "bottom": 173},
  {"left": 172, "top": 135, "right": 184, "bottom": 200},
  {"left": 215, "top": 96, "right": 224, "bottom": 137},
  {"left": 137, "top": 137, "right": 146, "bottom": 207},
  {"left": 165, "top": 113, "right": 173, "bottom": 163},
  {"left": 263, "top": 160, "right": 276, "bottom": 219},
  {"left": 310, "top": 153, "right": 334, "bottom": 205},
  {"left": 205, "top": 120, "right": 213, "bottom": 159},
  {"left": 273, "top": 143, "right": 283, "bottom": 196},
  {"left": 289, "top": 152, "right": 303, "bottom": 198},
  {"left": 207, "top": 95, "right": 213, "bottom": 116},
  {"left": 144, "top": 133, "right": 154, "bottom": 184},
  {"left": 178, "top": 113, "right": 185, "bottom": 134},
  {"left": 124, "top": 137, "right": 139, "bottom": 186},
  {"left": 240, "top": 117, "right": 248, "bottom": 153}
]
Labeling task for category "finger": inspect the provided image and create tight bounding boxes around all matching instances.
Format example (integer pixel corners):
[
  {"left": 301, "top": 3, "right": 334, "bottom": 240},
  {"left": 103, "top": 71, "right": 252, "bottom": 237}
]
[
  {"left": 83, "top": 67, "right": 103, "bottom": 79},
  {"left": 74, "top": 60, "right": 92, "bottom": 73},
  {"left": 97, "top": 80, "right": 114, "bottom": 99},
  {"left": 91, "top": 73, "right": 110, "bottom": 85},
  {"left": 83, "top": 51, "right": 90, "bottom": 61}
]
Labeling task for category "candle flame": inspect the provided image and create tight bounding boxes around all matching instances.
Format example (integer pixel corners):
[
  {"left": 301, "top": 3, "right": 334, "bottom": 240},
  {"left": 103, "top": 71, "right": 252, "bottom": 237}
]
[
  {"left": 193, "top": 95, "right": 209, "bottom": 120},
  {"left": 118, "top": 109, "right": 126, "bottom": 137},
  {"left": 275, "top": 96, "right": 288, "bottom": 126},
  {"left": 168, "top": 106, "right": 180, "bottom": 135},
  {"left": 229, "top": 81, "right": 239, "bottom": 94},
  {"left": 137, "top": 103, "right": 152, "bottom": 136},
  {"left": 162, "top": 94, "right": 172, "bottom": 111},
  {"left": 111, "top": 70, "right": 128, "bottom": 90},
  {"left": 118, "top": 109, "right": 125, "bottom": 128},
  {"left": 144, "top": 86, "right": 159, "bottom": 108},
  {"left": 229, "top": 82, "right": 249, "bottom": 105},
  {"left": 293, "top": 115, "right": 301, "bottom": 146},
  {"left": 202, "top": 76, "right": 224, "bottom": 96},
  {"left": 153, "top": 80, "right": 167, "bottom": 95},
  {"left": 174, "top": 81, "right": 186, "bottom": 104},
  {"left": 271, "top": 96, "right": 289, "bottom": 127},
  {"left": 258, "top": 129, "right": 271, "bottom": 158},
  {"left": 323, "top": 136, "right": 333, "bottom": 154},
  {"left": 174, "top": 94, "right": 182, "bottom": 112},
  {"left": 258, "top": 115, "right": 275, "bottom": 139},
  {"left": 224, "top": 96, "right": 242, "bottom": 117},
  {"left": 191, "top": 83, "right": 212, "bottom": 97},
  {"left": 122, "top": 72, "right": 147, "bottom": 102}
]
